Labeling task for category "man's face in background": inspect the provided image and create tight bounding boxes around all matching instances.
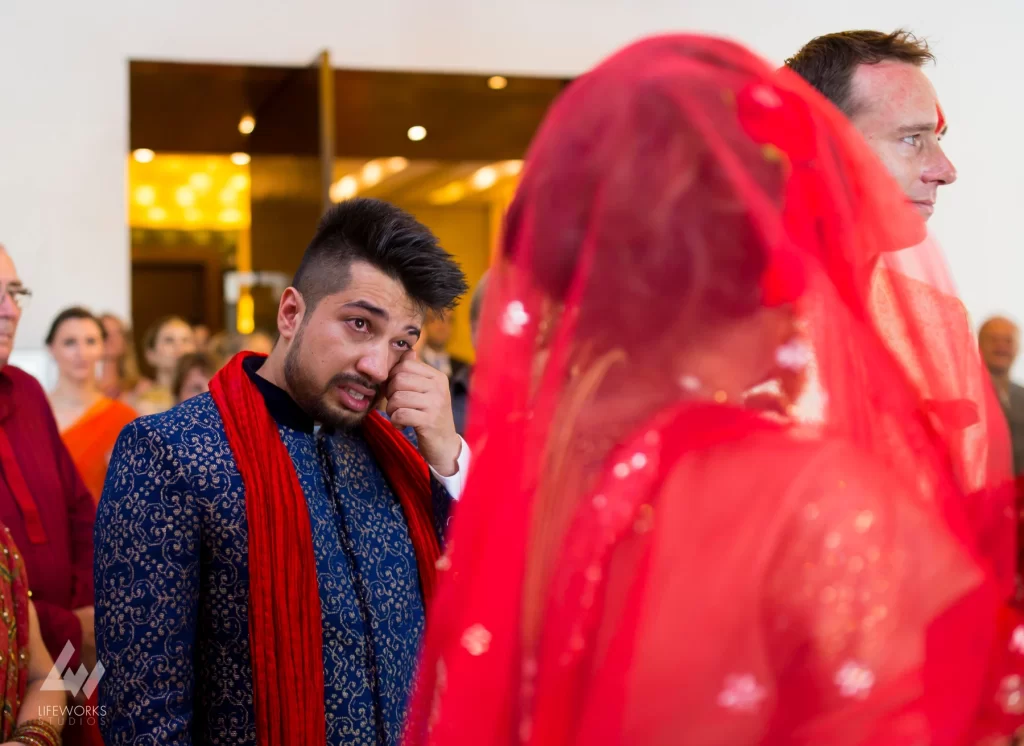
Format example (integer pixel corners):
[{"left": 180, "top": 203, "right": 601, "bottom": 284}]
[{"left": 848, "top": 61, "right": 957, "bottom": 220}]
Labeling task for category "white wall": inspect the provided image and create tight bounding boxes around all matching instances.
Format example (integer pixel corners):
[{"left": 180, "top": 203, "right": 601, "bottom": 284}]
[{"left": 1, "top": 0, "right": 1021, "bottom": 375}]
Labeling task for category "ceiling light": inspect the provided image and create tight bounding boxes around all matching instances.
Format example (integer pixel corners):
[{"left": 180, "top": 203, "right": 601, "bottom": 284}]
[
  {"left": 361, "top": 161, "right": 384, "bottom": 187},
  {"left": 487, "top": 76, "right": 508, "bottom": 90},
  {"left": 219, "top": 188, "right": 238, "bottom": 205},
  {"left": 330, "top": 175, "right": 359, "bottom": 203},
  {"left": 147, "top": 206, "right": 167, "bottom": 222},
  {"left": 230, "top": 152, "right": 251, "bottom": 166},
  {"left": 175, "top": 186, "right": 196, "bottom": 208},
  {"left": 183, "top": 207, "right": 203, "bottom": 223},
  {"left": 238, "top": 114, "right": 256, "bottom": 135},
  {"left": 132, "top": 148, "right": 155, "bottom": 163},
  {"left": 387, "top": 157, "right": 409, "bottom": 173},
  {"left": 228, "top": 173, "right": 250, "bottom": 191},
  {"left": 218, "top": 208, "right": 243, "bottom": 224},
  {"left": 189, "top": 172, "right": 213, "bottom": 191},
  {"left": 134, "top": 185, "right": 156, "bottom": 206},
  {"left": 471, "top": 166, "right": 498, "bottom": 191},
  {"left": 407, "top": 126, "right": 427, "bottom": 142}
]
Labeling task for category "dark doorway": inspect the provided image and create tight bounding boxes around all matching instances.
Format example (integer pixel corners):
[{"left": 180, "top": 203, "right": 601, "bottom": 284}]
[{"left": 131, "top": 246, "right": 224, "bottom": 371}]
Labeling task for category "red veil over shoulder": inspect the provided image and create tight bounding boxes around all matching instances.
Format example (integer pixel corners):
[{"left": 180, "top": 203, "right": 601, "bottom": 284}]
[{"left": 406, "top": 35, "right": 1020, "bottom": 746}]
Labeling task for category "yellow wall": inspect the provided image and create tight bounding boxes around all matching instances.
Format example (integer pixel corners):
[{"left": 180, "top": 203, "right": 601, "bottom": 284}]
[{"left": 397, "top": 202, "right": 493, "bottom": 363}]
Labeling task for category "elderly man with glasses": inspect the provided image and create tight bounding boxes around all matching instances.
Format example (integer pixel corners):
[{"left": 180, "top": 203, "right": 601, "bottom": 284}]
[{"left": 0, "top": 244, "right": 100, "bottom": 746}]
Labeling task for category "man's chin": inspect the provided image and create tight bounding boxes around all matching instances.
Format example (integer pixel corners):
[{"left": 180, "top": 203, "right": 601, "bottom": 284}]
[
  {"left": 318, "top": 399, "right": 377, "bottom": 431},
  {"left": 911, "top": 201, "right": 935, "bottom": 220}
]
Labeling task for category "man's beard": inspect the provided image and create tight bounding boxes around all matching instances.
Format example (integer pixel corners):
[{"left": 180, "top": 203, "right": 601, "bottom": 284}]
[{"left": 283, "top": 328, "right": 382, "bottom": 430}]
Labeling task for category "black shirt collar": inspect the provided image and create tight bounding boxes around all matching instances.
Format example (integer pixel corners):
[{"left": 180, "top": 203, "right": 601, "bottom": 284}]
[{"left": 242, "top": 355, "right": 315, "bottom": 433}]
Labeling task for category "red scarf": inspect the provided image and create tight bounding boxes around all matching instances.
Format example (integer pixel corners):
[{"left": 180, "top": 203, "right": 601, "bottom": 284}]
[{"left": 210, "top": 352, "right": 441, "bottom": 746}]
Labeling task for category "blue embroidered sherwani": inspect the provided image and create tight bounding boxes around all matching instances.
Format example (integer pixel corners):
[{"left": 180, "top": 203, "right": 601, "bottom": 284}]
[{"left": 95, "top": 358, "right": 452, "bottom": 745}]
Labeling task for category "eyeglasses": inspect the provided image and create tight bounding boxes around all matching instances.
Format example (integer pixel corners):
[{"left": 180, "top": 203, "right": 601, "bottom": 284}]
[{"left": 0, "top": 283, "right": 31, "bottom": 311}]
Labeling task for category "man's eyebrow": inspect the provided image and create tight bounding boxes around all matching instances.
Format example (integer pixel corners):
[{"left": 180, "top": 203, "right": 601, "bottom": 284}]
[
  {"left": 898, "top": 122, "right": 939, "bottom": 135},
  {"left": 342, "top": 300, "right": 389, "bottom": 320}
]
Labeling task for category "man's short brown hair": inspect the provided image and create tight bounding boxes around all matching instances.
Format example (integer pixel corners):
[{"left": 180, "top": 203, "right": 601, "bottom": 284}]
[{"left": 785, "top": 29, "right": 934, "bottom": 116}]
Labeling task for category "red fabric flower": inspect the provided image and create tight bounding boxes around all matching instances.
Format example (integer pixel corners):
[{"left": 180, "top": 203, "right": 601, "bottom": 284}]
[{"left": 736, "top": 80, "right": 817, "bottom": 163}]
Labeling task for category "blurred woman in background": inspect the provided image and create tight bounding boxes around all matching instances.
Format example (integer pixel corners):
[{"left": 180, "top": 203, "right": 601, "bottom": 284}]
[
  {"left": 171, "top": 352, "right": 216, "bottom": 404},
  {"left": 207, "top": 329, "right": 275, "bottom": 368},
  {"left": 46, "top": 307, "right": 137, "bottom": 504},
  {"left": 134, "top": 315, "right": 195, "bottom": 416},
  {"left": 97, "top": 313, "right": 140, "bottom": 401}
]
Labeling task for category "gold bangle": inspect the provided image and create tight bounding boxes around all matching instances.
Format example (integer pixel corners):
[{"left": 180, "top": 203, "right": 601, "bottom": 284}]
[{"left": 11, "top": 718, "right": 61, "bottom": 746}]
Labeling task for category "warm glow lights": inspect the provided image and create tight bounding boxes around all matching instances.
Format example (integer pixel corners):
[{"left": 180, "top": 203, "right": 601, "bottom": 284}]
[
  {"left": 329, "top": 175, "right": 359, "bottom": 203},
  {"left": 237, "top": 291, "right": 256, "bottom": 334},
  {"left": 487, "top": 76, "right": 508, "bottom": 90},
  {"left": 501, "top": 160, "right": 524, "bottom": 176},
  {"left": 134, "top": 185, "right": 156, "bottom": 206},
  {"left": 189, "top": 172, "right": 213, "bottom": 191},
  {"left": 175, "top": 186, "right": 196, "bottom": 207},
  {"left": 132, "top": 148, "right": 155, "bottom": 163},
  {"left": 218, "top": 208, "right": 243, "bottom": 224},
  {"left": 471, "top": 166, "right": 499, "bottom": 191},
  {"left": 130, "top": 153, "right": 251, "bottom": 230},
  {"left": 429, "top": 182, "right": 467, "bottom": 205},
  {"left": 238, "top": 114, "right": 256, "bottom": 135},
  {"left": 361, "top": 161, "right": 384, "bottom": 187},
  {"left": 407, "top": 126, "right": 427, "bottom": 142},
  {"left": 330, "top": 156, "right": 412, "bottom": 203},
  {"left": 230, "top": 152, "right": 251, "bottom": 166},
  {"left": 423, "top": 160, "right": 525, "bottom": 205}
]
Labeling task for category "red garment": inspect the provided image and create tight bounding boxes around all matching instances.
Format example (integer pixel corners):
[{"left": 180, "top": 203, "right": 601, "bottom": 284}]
[
  {"left": 0, "top": 366, "right": 97, "bottom": 746},
  {"left": 209, "top": 352, "right": 440, "bottom": 746},
  {"left": 362, "top": 407, "right": 442, "bottom": 604},
  {"left": 407, "top": 35, "right": 1021, "bottom": 746}
]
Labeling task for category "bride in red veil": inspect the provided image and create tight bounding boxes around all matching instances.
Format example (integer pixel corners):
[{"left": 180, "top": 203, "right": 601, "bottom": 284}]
[{"left": 406, "top": 34, "right": 1023, "bottom": 745}]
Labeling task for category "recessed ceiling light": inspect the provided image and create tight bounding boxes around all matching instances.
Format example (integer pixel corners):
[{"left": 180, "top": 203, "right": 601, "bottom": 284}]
[
  {"left": 487, "top": 76, "right": 508, "bottom": 90},
  {"left": 230, "top": 152, "right": 251, "bottom": 166},
  {"left": 238, "top": 114, "right": 256, "bottom": 135},
  {"left": 407, "top": 126, "right": 427, "bottom": 142},
  {"left": 132, "top": 148, "right": 155, "bottom": 163}
]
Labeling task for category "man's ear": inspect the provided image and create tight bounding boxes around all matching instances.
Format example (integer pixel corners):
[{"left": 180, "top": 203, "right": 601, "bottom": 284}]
[{"left": 277, "top": 287, "right": 306, "bottom": 342}]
